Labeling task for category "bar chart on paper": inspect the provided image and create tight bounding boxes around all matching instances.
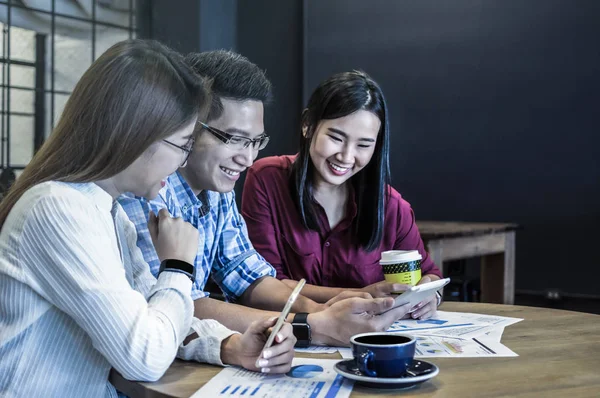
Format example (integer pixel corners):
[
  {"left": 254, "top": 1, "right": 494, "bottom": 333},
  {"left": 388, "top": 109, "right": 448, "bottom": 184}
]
[{"left": 191, "top": 358, "right": 353, "bottom": 398}]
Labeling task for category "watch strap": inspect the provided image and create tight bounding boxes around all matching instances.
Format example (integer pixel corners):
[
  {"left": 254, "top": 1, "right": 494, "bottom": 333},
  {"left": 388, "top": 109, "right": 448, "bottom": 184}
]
[
  {"left": 159, "top": 259, "right": 196, "bottom": 283},
  {"left": 292, "top": 312, "right": 311, "bottom": 348}
]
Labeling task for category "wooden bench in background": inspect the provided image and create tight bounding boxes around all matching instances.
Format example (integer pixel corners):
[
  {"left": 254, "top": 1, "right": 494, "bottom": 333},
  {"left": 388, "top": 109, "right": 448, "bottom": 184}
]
[{"left": 417, "top": 221, "right": 519, "bottom": 304}]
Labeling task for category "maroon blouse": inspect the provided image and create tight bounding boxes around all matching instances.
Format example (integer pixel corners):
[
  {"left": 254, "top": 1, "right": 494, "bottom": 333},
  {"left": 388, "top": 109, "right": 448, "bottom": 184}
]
[{"left": 241, "top": 155, "right": 441, "bottom": 288}]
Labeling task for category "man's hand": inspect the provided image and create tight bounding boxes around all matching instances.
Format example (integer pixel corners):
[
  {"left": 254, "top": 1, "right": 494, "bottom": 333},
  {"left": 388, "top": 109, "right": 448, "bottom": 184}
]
[
  {"left": 360, "top": 281, "right": 411, "bottom": 298},
  {"left": 221, "top": 317, "right": 296, "bottom": 374},
  {"left": 324, "top": 290, "right": 372, "bottom": 306},
  {"left": 324, "top": 281, "right": 412, "bottom": 306},
  {"left": 308, "top": 297, "right": 411, "bottom": 347},
  {"left": 410, "top": 276, "right": 440, "bottom": 320}
]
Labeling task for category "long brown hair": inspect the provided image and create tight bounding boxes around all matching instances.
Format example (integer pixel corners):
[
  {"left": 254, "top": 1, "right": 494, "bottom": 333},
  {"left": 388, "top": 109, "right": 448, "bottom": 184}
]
[{"left": 0, "top": 39, "right": 207, "bottom": 229}]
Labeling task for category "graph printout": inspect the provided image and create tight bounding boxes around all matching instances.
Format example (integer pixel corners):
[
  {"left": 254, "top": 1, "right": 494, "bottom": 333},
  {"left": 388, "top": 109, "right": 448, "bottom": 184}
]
[{"left": 191, "top": 358, "right": 353, "bottom": 398}]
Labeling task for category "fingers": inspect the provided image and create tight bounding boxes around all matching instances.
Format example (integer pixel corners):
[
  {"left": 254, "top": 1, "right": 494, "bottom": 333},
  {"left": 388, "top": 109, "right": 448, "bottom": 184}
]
[
  {"left": 413, "top": 302, "right": 436, "bottom": 320},
  {"left": 156, "top": 207, "right": 173, "bottom": 227},
  {"left": 247, "top": 317, "right": 276, "bottom": 336},
  {"left": 148, "top": 211, "right": 158, "bottom": 244},
  {"left": 258, "top": 323, "right": 296, "bottom": 374},
  {"left": 388, "top": 283, "right": 411, "bottom": 294},
  {"left": 417, "top": 275, "right": 432, "bottom": 286},
  {"left": 263, "top": 316, "right": 278, "bottom": 330},
  {"left": 260, "top": 348, "right": 295, "bottom": 374},
  {"left": 261, "top": 356, "right": 294, "bottom": 374},
  {"left": 262, "top": 326, "right": 296, "bottom": 360},
  {"left": 327, "top": 290, "right": 372, "bottom": 306},
  {"left": 411, "top": 294, "right": 437, "bottom": 314},
  {"left": 373, "top": 302, "right": 412, "bottom": 329},
  {"left": 345, "top": 297, "right": 395, "bottom": 314},
  {"left": 343, "top": 291, "right": 372, "bottom": 300},
  {"left": 148, "top": 208, "right": 175, "bottom": 244},
  {"left": 412, "top": 296, "right": 436, "bottom": 319},
  {"left": 274, "top": 322, "right": 295, "bottom": 344}
]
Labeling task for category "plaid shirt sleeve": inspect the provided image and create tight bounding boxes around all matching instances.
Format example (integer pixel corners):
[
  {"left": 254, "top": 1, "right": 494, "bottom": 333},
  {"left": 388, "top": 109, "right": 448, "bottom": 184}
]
[{"left": 211, "top": 192, "right": 276, "bottom": 302}]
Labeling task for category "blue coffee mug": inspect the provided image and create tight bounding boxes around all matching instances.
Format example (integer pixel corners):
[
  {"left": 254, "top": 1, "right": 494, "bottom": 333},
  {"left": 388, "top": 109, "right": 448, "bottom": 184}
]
[{"left": 351, "top": 332, "right": 416, "bottom": 378}]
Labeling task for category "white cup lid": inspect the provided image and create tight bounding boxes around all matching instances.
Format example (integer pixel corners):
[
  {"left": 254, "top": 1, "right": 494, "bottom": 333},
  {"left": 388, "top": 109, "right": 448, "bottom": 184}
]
[{"left": 380, "top": 250, "right": 422, "bottom": 264}]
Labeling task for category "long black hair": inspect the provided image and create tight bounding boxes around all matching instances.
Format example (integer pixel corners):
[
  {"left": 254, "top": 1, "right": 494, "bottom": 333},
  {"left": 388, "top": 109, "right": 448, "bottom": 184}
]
[{"left": 291, "top": 70, "right": 391, "bottom": 251}]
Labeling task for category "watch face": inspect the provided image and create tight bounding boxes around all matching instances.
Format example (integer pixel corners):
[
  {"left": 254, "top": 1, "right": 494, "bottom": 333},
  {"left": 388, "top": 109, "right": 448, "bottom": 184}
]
[{"left": 292, "top": 323, "right": 311, "bottom": 347}]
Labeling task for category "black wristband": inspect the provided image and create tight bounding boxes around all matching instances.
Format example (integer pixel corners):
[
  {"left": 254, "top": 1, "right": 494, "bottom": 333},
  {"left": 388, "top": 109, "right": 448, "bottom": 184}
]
[
  {"left": 292, "top": 312, "right": 311, "bottom": 348},
  {"left": 158, "top": 259, "right": 196, "bottom": 283}
]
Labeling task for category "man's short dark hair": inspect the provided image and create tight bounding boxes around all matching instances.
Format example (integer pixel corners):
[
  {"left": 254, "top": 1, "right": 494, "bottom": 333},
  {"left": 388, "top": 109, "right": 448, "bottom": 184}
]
[{"left": 185, "top": 50, "right": 273, "bottom": 121}]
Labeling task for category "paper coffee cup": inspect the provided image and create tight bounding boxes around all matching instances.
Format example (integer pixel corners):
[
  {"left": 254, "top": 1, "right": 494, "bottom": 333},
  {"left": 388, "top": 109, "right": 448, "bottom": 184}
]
[{"left": 380, "top": 250, "right": 422, "bottom": 286}]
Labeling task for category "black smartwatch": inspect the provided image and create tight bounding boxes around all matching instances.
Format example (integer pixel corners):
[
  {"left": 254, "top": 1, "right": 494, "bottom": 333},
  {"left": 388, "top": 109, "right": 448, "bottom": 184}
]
[
  {"left": 292, "top": 312, "right": 311, "bottom": 348},
  {"left": 158, "top": 259, "right": 196, "bottom": 283}
]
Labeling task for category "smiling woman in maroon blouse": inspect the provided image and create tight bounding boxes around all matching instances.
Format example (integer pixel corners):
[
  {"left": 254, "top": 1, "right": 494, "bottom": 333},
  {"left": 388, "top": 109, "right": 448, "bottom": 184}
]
[{"left": 241, "top": 71, "right": 442, "bottom": 320}]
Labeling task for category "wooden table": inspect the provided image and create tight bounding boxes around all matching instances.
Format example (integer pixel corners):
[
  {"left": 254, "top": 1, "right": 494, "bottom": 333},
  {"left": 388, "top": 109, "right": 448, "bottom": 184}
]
[
  {"left": 417, "top": 221, "right": 519, "bottom": 304},
  {"left": 110, "top": 302, "right": 600, "bottom": 398}
]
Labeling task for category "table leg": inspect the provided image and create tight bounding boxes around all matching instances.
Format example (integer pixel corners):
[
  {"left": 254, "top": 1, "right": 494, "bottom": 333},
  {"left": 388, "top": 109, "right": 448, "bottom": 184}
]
[
  {"left": 480, "top": 232, "right": 515, "bottom": 304},
  {"left": 426, "top": 240, "right": 445, "bottom": 296}
]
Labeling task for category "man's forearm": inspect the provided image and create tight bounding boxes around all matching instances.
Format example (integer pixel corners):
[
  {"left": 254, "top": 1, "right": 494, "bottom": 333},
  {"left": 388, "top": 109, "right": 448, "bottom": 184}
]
[
  {"left": 239, "top": 276, "right": 323, "bottom": 313},
  {"left": 282, "top": 280, "right": 347, "bottom": 304},
  {"left": 193, "top": 297, "right": 280, "bottom": 333}
]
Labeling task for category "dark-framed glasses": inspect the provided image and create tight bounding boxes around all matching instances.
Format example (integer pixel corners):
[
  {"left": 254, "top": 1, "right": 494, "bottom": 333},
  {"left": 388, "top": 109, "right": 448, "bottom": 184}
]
[
  {"left": 163, "top": 136, "right": 195, "bottom": 167},
  {"left": 198, "top": 121, "right": 270, "bottom": 151}
]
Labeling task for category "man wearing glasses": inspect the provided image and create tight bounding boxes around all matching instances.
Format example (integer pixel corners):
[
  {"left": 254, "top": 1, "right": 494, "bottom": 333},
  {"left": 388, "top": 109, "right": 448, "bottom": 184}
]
[{"left": 120, "top": 51, "right": 406, "bottom": 349}]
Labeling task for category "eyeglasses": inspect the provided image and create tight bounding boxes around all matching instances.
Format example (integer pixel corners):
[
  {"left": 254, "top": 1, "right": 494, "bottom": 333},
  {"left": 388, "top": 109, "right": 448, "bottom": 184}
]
[
  {"left": 163, "top": 136, "right": 195, "bottom": 167},
  {"left": 199, "top": 121, "right": 270, "bottom": 151}
]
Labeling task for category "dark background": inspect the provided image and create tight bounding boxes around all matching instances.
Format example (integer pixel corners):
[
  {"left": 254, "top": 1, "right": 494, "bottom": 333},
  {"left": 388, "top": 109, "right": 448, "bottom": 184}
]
[{"left": 140, "top": 0, "right": 600, "bottom": 298}]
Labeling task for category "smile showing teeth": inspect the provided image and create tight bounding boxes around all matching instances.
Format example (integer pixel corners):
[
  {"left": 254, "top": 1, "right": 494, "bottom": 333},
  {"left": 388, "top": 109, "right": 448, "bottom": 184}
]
[
  {"left": 327, "top": 161, "right": 350, "bottom": 172},
  {"left": 220, "top": 167, "right": 240, "bottom": 176}
]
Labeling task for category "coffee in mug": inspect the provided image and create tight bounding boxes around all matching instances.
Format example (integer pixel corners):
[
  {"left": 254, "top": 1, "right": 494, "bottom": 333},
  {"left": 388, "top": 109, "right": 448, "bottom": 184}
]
[
  {"left": 380, "top": 250, "right": 422, "bottom": 286},
  {"left": 351, "top": 332, "right": 416, "bottom": 378}
]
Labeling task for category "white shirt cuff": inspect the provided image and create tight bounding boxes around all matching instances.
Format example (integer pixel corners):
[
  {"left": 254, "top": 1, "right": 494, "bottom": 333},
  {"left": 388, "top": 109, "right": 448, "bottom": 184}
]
[{"left": 177, "top": 317, "right": 239, "bottom": 366}]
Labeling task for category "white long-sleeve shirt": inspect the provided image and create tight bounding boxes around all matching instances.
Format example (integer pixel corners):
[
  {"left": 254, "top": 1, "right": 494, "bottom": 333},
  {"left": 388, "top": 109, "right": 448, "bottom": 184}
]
[{"left": 0, "top": 182, "right": 237, "bottom": 397}]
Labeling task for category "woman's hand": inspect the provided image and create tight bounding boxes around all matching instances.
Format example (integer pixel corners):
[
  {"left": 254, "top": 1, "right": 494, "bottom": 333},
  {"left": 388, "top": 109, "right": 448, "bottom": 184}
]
[
  {"left": 148, "top": 208, "right": 199, "bottom": 264},
  {"left": 410, "top": 275, "right": 440, "bottom": 320},
  {"left": 221, "top": 317, "right": 296, "bottom": 374}
]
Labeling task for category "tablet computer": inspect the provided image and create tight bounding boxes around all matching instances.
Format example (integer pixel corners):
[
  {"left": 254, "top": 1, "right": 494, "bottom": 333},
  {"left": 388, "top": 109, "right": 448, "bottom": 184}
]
[{"left": 392, "top": 277, "right": 451, "bottom": 311}]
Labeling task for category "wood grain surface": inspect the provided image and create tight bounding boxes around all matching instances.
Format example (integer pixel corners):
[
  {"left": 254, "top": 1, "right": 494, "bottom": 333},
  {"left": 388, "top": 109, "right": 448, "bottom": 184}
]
[{"left": 110, "top": 302, "right": 600, "bottom": 398}]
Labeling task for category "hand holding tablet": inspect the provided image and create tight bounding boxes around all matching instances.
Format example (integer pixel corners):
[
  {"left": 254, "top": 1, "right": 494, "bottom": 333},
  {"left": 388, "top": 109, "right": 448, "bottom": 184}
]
[{"left": 392, "top": 277, "right": 450, "bottom": 311}]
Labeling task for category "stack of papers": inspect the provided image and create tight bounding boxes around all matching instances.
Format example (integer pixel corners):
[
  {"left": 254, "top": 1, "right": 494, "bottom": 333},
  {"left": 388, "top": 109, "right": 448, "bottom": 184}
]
[
  {"left": 304, "top": 311, "right": 522, "bottom": 359},
  {"left": 192, "top": 358, "right": 353, "bottom": 398}
]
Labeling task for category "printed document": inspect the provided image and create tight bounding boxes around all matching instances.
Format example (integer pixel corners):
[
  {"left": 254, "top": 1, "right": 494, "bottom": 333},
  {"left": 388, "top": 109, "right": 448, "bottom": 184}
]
[{"left": 191, "top": 358, "right": 353, "bottom": 398}]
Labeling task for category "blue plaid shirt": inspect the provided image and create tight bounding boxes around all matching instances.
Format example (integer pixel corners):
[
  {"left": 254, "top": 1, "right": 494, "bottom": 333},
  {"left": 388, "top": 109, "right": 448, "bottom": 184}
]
[{"left": 118, "top": 171, "right": 275, "bottom": 302}]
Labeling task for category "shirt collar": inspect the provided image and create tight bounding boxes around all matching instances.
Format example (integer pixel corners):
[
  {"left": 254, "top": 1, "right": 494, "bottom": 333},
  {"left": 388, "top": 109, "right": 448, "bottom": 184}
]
[
  {"left": 313, "top": 182, "right": 358, "bottom": 233},
  {"left": 167, "top": 171, "right": 213, "bottom": 214}
]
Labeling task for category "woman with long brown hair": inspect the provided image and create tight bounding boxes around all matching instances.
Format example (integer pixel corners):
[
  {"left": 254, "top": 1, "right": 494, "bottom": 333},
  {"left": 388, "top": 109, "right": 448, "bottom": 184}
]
[{"left": 0, "top": 40, "right": 294, "bottom": 397}]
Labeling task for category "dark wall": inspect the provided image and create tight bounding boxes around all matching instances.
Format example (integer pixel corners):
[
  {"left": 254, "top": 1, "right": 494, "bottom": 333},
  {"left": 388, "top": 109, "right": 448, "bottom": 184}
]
[
  {"left": 137, "top": 0, "right": 236, "bottom": 53},
  {"left": 234, "top": 0, "right": 304, "bottom": 198},
  {"left": 236, "top": 0, "right": 304, "bottom": 158},
  {"left": 140, "top": 0, "right": 600, "bottom": 296},
  {"left": 304, "top": 0, "right": 600, "bottom": 296}
]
